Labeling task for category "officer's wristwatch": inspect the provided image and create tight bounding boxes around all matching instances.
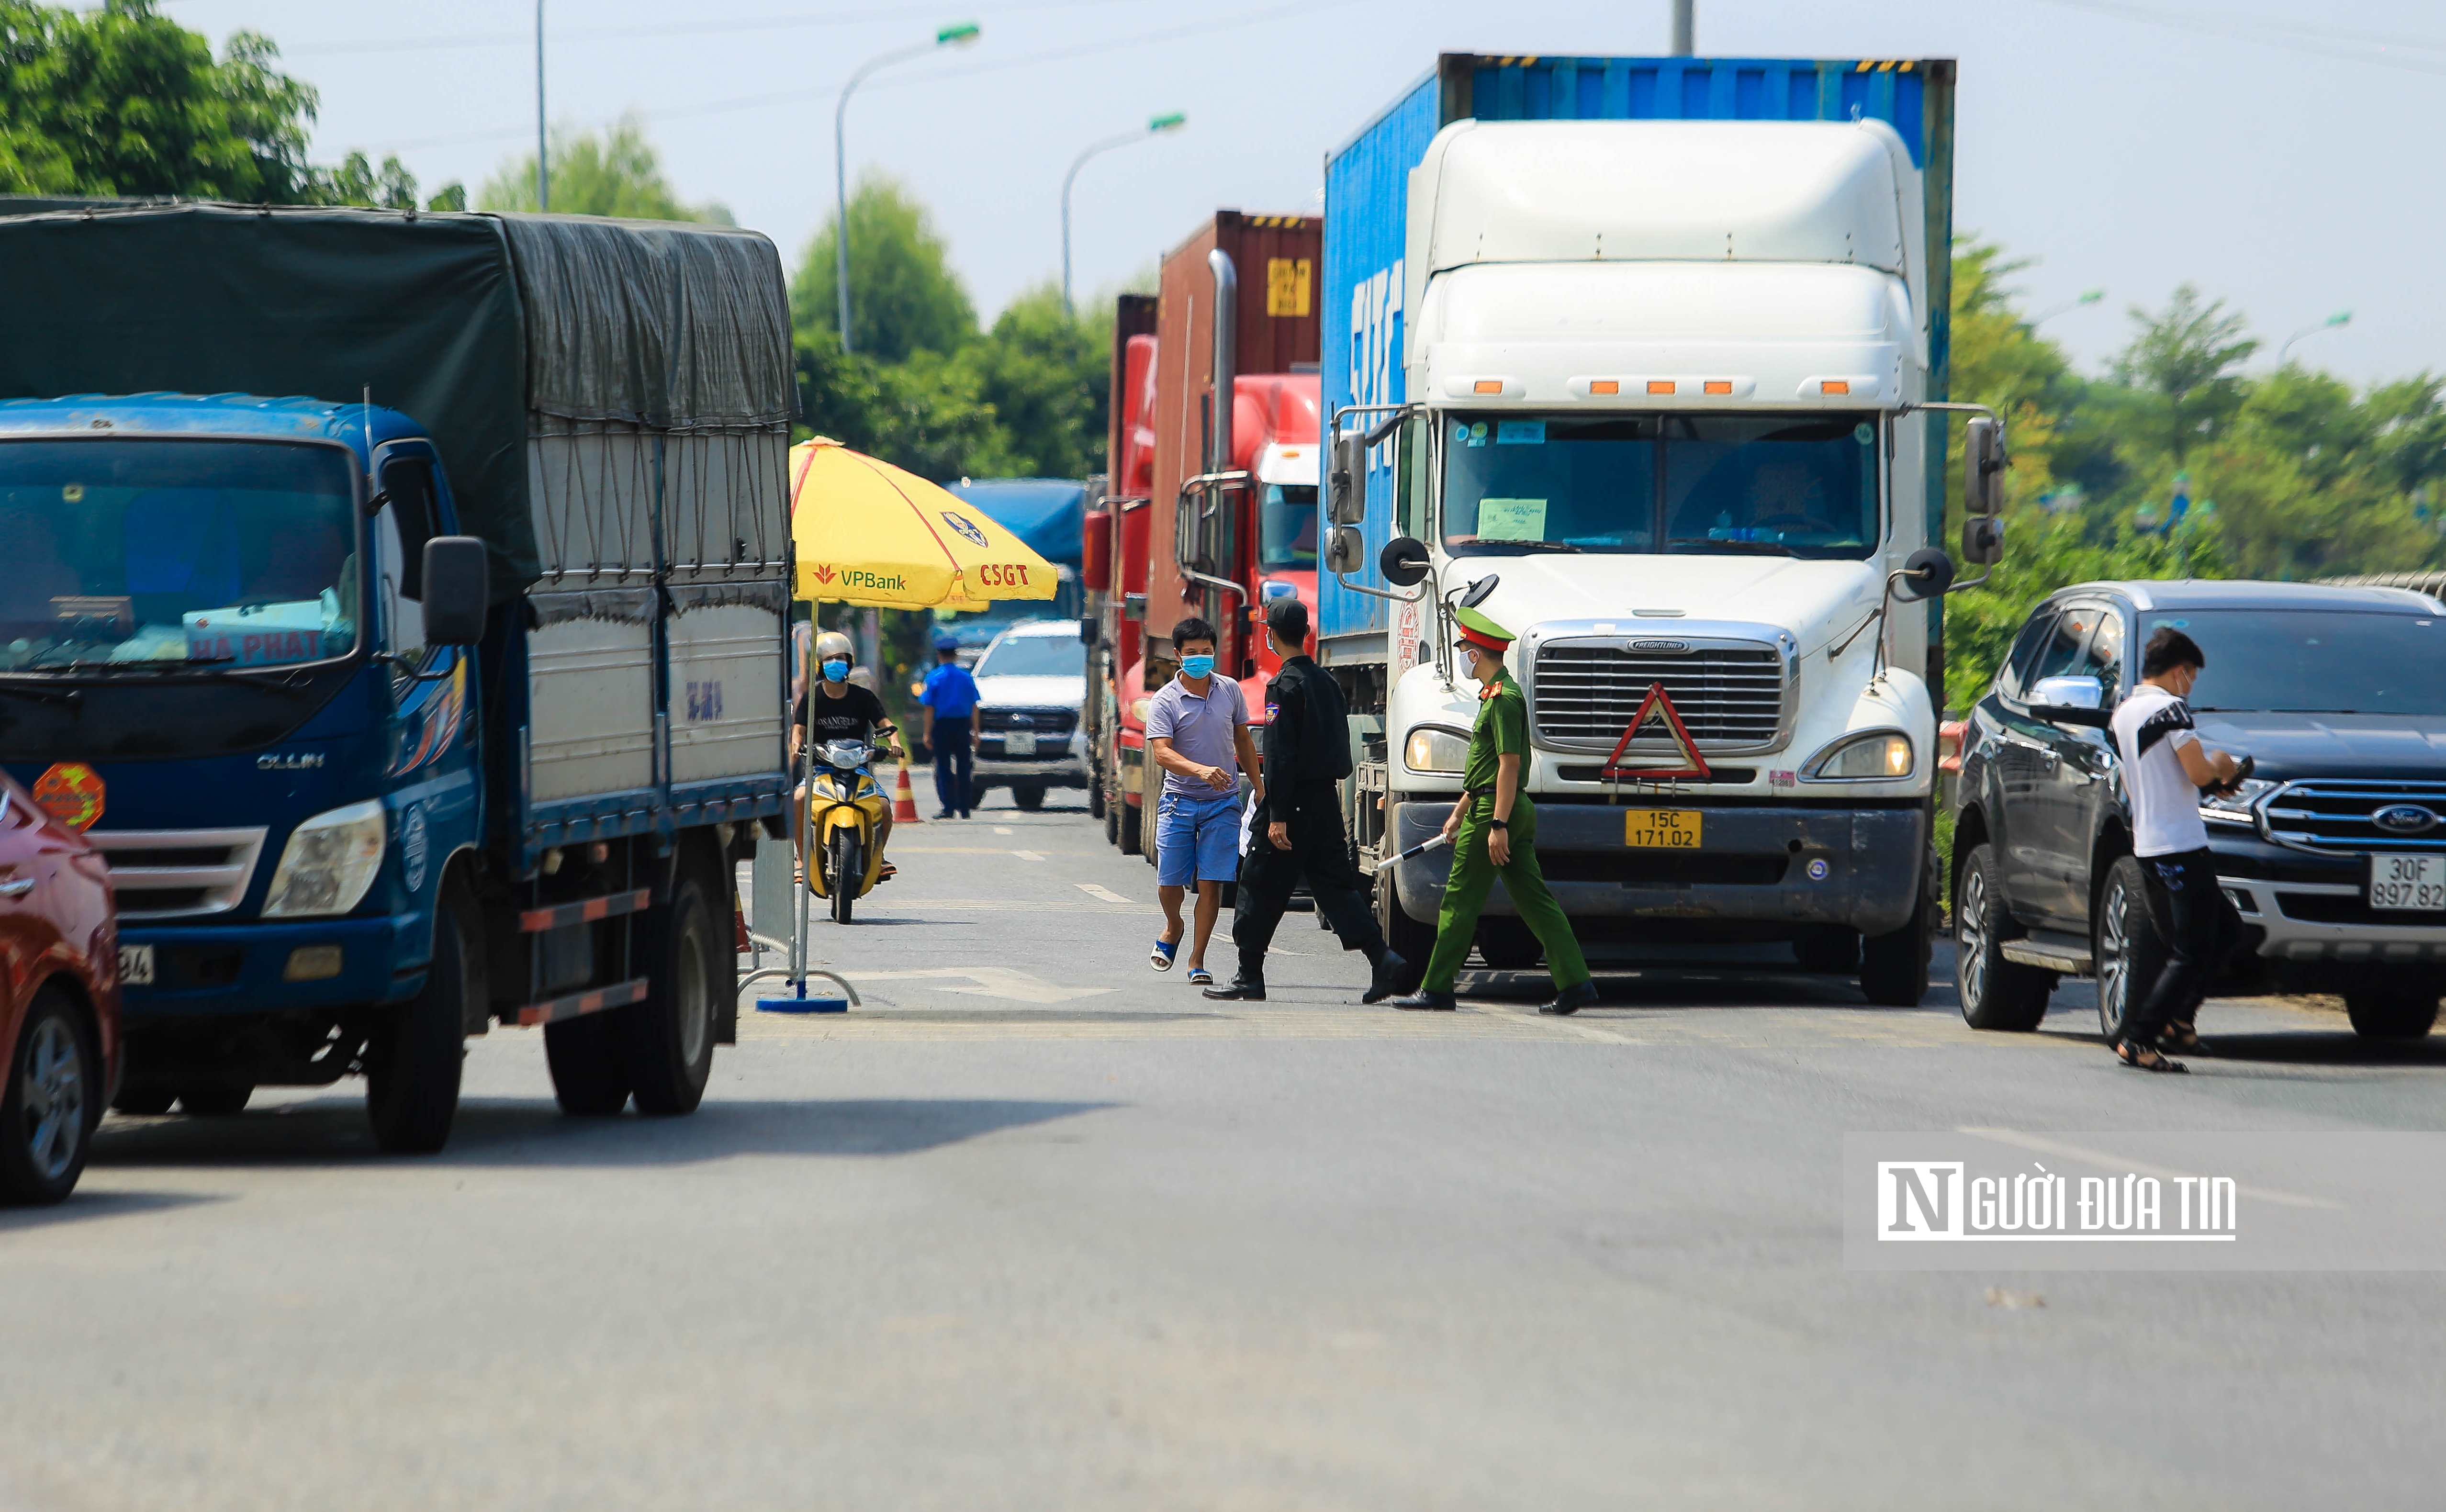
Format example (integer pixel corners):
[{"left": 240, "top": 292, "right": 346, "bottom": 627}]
[{"left": 1487, "top": 818, "right": 1509, "bottom": 830}]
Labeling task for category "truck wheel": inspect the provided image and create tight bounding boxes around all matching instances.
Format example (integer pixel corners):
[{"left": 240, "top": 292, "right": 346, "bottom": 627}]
[
  {"left": 1013, "top": 783, "right": 1046, "bottom": 812},
  {"left": 177, "top": 1085, "right": 253, "bottom": 1117},
  {"left": 1089, "top": 778, "right": 1106, "bottom": 820},
  {"left": 0, "top": 988, "right": 97, "bottom": 1206},
  {"left": 1120, "top": 802, "right": 1143, "bottom": 857},
  {"left": 1791, "top": 927, "right": 1861, "bottom": 974},
  {"left": 2093, "top": 856, "right": 2166, "bottom": 1044},
  {"left": 623, "top": 873, "right": 722, "bottom": 1115},
  {"left": 1474, "top": 915, "right": 1542, "bottom": 970},
  {"left": 829, "top": 829, "right": 861, "bottom": 925},
  {"left": 365, "top": 885, "right": 473, "bottom": 1154},
  {"left": 1859, "top": 849, "right": 1937, "bottom": 1007},
  {"left": 1952, "top": 843, "right": 2051, "bottom": 1031},
  {"left": 2344, "top": 976, "right": 2440, "bottom": 1040},
  {"left": 546, "top": 1013, "right": 630, "bottom": 1116},
  {"left": 1105, "top": 799, "right": 1121, "bottom": 847},
  {"left": 1374, "top": 865, "right": 1433, "bottom": 994}
]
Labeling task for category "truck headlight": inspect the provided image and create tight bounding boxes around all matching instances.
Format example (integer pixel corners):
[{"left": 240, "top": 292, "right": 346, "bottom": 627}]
[
  {"left": 1802, "top": 730, "right": 1914, "bottom": 781},
  {"left": 1404, "top": 725, "right": 1470, "bottom": 775},
  {"left": 261, "top": 800, "right": 387, "bottom": 918}
]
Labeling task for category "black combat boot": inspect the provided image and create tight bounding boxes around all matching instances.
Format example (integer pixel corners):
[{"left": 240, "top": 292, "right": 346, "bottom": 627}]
[
  {"left": 1390, "top": 988, "right": 1456, "bottom": 1011},
  {"left": 1203, "top": 974, "right": 1266, "bottom": 1002},
  {"left": 1538, "top": 980, "right": 1599, "bottom": 1016}
]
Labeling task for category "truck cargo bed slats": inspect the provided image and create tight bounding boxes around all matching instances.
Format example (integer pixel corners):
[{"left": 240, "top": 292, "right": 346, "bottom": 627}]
[
  {"left": 514, "top": 975, "right": 651, "bottom": 1027},
  {"left": 517, "top": 887, "right": 654, "bottom": 934}
]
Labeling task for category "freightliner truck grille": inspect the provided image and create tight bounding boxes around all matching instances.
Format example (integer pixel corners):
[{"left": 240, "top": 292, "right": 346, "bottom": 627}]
[{"left": 1531, "top": 642, "right": 1787, "bottom": 751}]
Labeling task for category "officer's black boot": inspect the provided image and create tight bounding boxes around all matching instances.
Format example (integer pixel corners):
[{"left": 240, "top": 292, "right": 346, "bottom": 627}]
[
  {"left": 1361, "top": 946, "right": 1407, "bottom": 1005},
  {"left": 1203, "top": 972, "right": 1266, "bottom": 1002},
  {"left": 1538, "top": 980, "right": 1599, "bottom": 1016},
  {"left": 1390, "top": 987, "right": 1456, "bottom": 1011}
]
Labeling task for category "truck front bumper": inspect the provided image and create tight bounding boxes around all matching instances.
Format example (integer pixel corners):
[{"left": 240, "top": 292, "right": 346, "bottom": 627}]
[
  {"left": 1387, "top": 799, "right": 1926, "bottom": 937},
  {"left": 970, "top": 752, "right": 1088, "bottom": 788},
  {"left": 123, "top": 914, "right": 423, "bottom": 1019}
]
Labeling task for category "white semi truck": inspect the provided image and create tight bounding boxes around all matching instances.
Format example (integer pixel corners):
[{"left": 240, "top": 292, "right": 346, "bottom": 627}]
[{"left": 1316, "top": 56, "right": 2003, "bottom": 1005}]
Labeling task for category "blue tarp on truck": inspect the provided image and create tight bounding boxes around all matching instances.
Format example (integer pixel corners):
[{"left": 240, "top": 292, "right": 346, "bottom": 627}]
[{"left": 944, "top": 479, "right": 1088, "bottom": 569}]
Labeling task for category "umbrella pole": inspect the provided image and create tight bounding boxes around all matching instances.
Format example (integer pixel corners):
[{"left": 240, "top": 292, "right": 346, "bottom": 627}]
[{"left": 792, "top": 628, "right": 812, "bottom": 1001}]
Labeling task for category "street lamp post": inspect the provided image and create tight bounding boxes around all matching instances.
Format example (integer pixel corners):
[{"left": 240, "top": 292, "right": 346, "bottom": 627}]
[
  {"left": 1670, "top": 0, "right": 1694, "bottom": 55},
  {"left": 2278, "top": 310, "right": 2352, "bottom": 366},
  {"left": 1061, "top": 112, "right": 1186, "bottom": 316},
  {"left": 2030, "top": 288, "right": 2104, "bottom": 327},
  {"left": 834, "top": 22, "right": 980, "bottom": 356}
]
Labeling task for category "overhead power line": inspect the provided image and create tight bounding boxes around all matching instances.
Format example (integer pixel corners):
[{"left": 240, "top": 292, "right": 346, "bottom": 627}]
[
  {"left": 2028, "top": 0, "right": 2446, "bottom": 77},
  {"left": 287, "top": 0, "right": 1147, "bottom": 60}
]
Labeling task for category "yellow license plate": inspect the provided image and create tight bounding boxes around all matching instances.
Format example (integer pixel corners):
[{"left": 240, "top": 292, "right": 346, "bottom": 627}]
[{"left": 1624, "top": 809, "right": 1702, "bottom": 849}]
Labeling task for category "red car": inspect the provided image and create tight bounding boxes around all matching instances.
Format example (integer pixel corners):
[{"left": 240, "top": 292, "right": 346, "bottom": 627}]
[{"left": 0, "top": 768, "right": 120, "bottom": 1204}]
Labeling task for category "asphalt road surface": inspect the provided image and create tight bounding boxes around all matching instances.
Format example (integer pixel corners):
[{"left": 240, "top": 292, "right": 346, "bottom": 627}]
[{"left": 9, "top": 797, "right": 2445, "bottom": 1510}]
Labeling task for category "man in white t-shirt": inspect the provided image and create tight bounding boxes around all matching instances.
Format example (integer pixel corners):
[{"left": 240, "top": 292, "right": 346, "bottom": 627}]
[{"left": 2108, "top": 626, "right": 2244, "bottom": 1073}]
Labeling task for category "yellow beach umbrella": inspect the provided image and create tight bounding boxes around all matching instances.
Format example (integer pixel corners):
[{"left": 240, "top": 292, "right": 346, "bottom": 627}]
[{"left": 788, "top": 438, "right": 1058, "bottom": 609}]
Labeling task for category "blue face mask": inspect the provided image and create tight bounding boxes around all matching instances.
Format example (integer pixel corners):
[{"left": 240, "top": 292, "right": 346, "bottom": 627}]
[
  {"left": 1181, "top": 654, "right": 1216, "bottom": 680},
  {"left": 821, "top": 659, "right": 849, "bottom": 683}
]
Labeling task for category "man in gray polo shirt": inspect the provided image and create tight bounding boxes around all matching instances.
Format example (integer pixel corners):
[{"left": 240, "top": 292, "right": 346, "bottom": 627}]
[{"left": 1144, "top": 616, "right": 1259, "bottom": 986}]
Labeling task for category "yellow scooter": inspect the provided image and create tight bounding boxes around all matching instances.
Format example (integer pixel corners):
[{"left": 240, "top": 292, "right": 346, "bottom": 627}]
[{"left": 804, "top": 735, "right": 892, "bottom": 923}]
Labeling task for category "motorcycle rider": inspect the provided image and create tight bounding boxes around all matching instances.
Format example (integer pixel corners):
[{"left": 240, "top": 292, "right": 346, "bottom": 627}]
[{"left": 793, "top": 629, "right": 902, "bottom": 876}]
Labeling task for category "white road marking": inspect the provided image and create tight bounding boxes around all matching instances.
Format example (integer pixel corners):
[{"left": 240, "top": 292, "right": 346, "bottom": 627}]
[
  {"left": 1011, "top": 849, "right": 1044, "bottom": 862},
  {"left": 1076, "top": 883, "right": 1132, "bottom": 904},
  {"left": 994, "top": 826, "right": 1015, "bottom": 835}
]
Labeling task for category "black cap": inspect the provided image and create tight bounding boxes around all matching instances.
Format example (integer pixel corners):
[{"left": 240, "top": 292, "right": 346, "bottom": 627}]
[{"left": 1265, "top": 594, "right": 1310, "bottom": 642}]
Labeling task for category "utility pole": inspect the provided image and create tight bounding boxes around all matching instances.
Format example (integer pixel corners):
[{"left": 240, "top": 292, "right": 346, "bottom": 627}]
[
  {"left": 535, "top": 0, "right": 549, "bottom": 211},
  {"left": 1670, "top": 0, "right": 1694, "bottom": 56},
  {"left": 1061, "top": 113, "right": 1186, "bottom": 317}
]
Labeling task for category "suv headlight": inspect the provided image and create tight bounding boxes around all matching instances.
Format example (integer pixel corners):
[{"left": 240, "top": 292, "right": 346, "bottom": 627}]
[
  {"left": 1404, "top": 725, "right": 1470, "bottom": 775},
  {"left": 2200, "top": 777, "right": 2276, "bottom": 827},
  {"left": 1802, "top": 729, "right": 1914, "bottom": 781},
  {"left": 261, "top": 800, "right": 388, "bottom": 918}
]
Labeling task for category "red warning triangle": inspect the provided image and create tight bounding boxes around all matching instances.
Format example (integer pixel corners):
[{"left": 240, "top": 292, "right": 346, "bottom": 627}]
[{"left": 1597, "top": 682, "right": 1713, "bottom": 782}]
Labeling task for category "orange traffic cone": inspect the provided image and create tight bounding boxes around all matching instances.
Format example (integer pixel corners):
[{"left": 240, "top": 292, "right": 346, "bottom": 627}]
[{"left": 891, "top": 762, "right": 924, "bottom": 823}]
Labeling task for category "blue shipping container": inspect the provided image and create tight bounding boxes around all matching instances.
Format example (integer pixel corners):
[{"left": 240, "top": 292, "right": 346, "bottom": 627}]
[{"left": 1316, "top": 54, "right": 1958, "bottom": 650}]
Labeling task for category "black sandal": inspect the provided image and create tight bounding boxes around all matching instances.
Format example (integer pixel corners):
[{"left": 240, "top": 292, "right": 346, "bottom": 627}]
[
  {"left": 2157, "top": 1021, "right": 2205, "bottom": 1054},
  {"left": 2116, "top": 1039, "right": 2189, "bottom": 1074}
]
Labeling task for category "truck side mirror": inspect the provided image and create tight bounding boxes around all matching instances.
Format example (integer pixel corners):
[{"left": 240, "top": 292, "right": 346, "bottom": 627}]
[
  {"left": 421, "top": 536, "right": 489, "bottom": 645},
  {"left": 1964, "top": 415, "right": 2004, "bottom": 517},
  {"left": 1961, "top": 514, "right": 2005, "bottom": 567},
  {"left": 1380, "top": 535, "right": 1432, "bottom": 588},
  {"left": 1325, "top": 524, "right": 1366, "bottom": 575},
  {"left": 1328, "top": 434, "right": 1368, "bottom": 525},
  {"left": 1890, "top": 547, "right": 1955, "bottom": 603}
]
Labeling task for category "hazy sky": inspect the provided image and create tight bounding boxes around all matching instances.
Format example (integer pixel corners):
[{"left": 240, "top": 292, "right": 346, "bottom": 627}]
[{"left": 161, "top": 0, "right": 2446, "bottom": 384}]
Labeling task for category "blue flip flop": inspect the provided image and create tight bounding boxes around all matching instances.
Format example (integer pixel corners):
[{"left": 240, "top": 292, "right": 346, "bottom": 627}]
[
  {"left": 1149, "top": 938, "right": 1178, "bottom": 972},
  {"left": 1187, "top": 967, "right": 1214, "bottom": 986}
]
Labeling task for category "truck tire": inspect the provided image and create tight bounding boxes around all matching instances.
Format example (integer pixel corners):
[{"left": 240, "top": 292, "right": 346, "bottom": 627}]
[
  {"left": 1013, "top": 783, "right": 1046, "bottom": 812},
  {"left": 0, "top": 988, "right": 97, "bottom": 1206},
  {"left": 1373, "top": 864, "right": 1433, "bottom": 994},
  {"left": 2093, "top": 856, "right": 2166, "bottom": 1044},
  {"left": 1859, "top": 849, "right": 1937, "bottom": 1007},
  {"left": 365, "top": 885, "right": 474, "bottom": 1154},
  {"left": 1952, "top": 842, "right": 2051, "bottom": 1031},
  {"left": 623, "top": 873, "right": 722, "bottom": 1115},
  {"left": 1089, "top": 777, "right": 1106, "bottom": 820},
  {"left": 2344, "top": 975, "right": 2440, "bottom": 1040},
  {"left": 1105, "top": 799, "right": 1121, "bottom": 847},
  {"left": 177, "top": 1085, "right": 253, "bottom": 1117},
  {"left": 1120, "top": 801, "right": 1143, "bottom": 857},
  {"left": 546, "top": 1013, "right": 630, "bottom": 1116},
  {"left": 1475, "top": 915, "right": 1542, "bottom": 971}
]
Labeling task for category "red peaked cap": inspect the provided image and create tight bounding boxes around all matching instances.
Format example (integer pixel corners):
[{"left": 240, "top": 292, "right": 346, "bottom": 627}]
[{"left": 1454, "top": 604, "right": 1515, "bottom": 652}]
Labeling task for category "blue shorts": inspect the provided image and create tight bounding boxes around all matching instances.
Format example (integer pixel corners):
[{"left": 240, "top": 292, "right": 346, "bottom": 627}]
[{"left": 1156, "top": 789, "right": 1243, "bottom": 886}]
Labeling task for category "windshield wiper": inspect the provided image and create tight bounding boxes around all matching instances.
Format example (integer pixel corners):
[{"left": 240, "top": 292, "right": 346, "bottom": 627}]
[
  {"left": 1486, "top": 540, "right": 1584, "bottom": 554},
  {"left": 0, "top": 679, "right": 81, "bottom": 707},
  {"left": 1671, "top": 540, "right": 1797, "bottom": 556},
  {"left": 33, "top": 659, "right": 318, "bottom": 691}
]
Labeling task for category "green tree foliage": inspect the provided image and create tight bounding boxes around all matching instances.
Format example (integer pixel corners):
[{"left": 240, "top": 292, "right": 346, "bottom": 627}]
[
  {"left": 477, "top": 114, "right": 729, "bottom": 223},
  {"left": 0, "top": 0, "right": 315, "bottom": 199},
  {"left": 963, "top": 282, "right": 1111, "bottom": 478},
  {"left": 2110, "top": 283, "right": 2258, "bottom": 463},
  {"left": 793, "top": 176, "right": 977, "bottom": 363}
]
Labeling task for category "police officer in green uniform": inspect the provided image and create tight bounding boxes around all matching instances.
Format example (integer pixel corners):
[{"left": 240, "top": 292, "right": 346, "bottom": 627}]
[{"left": 1391, "top": 606, "right": 1597, "bottom": 1016}]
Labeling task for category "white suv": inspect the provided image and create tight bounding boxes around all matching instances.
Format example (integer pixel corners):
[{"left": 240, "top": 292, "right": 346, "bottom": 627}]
[{"left": 968, "top": 620, "right": 1088, "bottom": 811}]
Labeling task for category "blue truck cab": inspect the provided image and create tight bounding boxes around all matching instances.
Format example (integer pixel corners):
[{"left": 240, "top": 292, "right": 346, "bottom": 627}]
[{"left": 0, "top": 202, "right": 802, "bottom": 1151}]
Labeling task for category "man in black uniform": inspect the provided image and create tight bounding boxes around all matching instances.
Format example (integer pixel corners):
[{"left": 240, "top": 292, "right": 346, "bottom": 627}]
[{"left": 1204, "top": 597, "right": 1406, "bottom": 1003}]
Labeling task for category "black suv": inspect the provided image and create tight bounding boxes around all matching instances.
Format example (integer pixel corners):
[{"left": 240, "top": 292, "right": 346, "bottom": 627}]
[{"left": 1951, "top": 579, "right": 2446, "bottom": 1042}]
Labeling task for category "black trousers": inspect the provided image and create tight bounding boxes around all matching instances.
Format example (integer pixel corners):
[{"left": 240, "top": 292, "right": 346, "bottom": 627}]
[
  {"left": 931, "top": 716, "right": 973, "bottom": 816},
  {"left": 2130, "top": 847, "right": 2243, "bottom": 1045},
  {"left": 1232, "top": 782, "right": 1383, "bottom": 979}
]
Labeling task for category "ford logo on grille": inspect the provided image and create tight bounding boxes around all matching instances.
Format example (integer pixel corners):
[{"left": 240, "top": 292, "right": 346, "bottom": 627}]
[
  {"left": 2372, "top": 803, "right": 2440, "bottom": 835},
  {"left": 1629, "top": 639, "right": 1690, "bottom": 653}
]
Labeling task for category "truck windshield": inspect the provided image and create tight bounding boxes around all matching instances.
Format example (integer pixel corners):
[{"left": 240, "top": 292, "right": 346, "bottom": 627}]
[
  {"left": 1261, "top": 484, "right": 1318, "bottom": 570},
  {"left": 0, "top": 439, "right": 359, "bottom": 672},
  {"left": 2144, "top": 610, "right": 2446, "bottom": 716},
  {"left": 1442, "top": 413, "right": 1880, "bottom": 560}
]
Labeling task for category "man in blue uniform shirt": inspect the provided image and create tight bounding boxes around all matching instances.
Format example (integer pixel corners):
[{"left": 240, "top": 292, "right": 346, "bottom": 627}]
[{"left": 919, "top": 630, "right": 981, "bottom": 818}]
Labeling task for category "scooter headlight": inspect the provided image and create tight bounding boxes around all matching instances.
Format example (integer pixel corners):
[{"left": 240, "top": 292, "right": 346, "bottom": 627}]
[{"left": 261, "top": 799, "right": 388, "bottom": 917}]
